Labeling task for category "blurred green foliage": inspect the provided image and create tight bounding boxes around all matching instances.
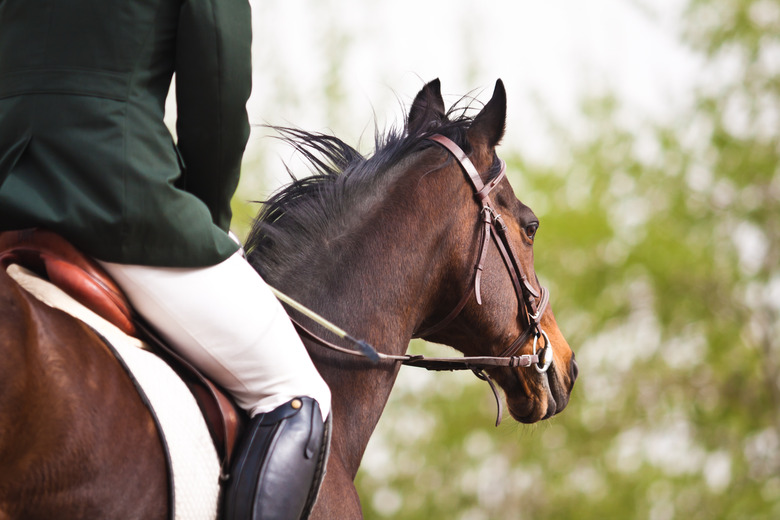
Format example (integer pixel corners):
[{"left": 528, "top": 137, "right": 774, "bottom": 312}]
[{"left": 352, "top": 1, "right": 780, "bottom": 518}]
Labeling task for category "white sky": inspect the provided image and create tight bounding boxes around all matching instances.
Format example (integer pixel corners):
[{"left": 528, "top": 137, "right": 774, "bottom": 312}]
[{"left": 245, "top": 0, "right": 701, "bottom": 177}]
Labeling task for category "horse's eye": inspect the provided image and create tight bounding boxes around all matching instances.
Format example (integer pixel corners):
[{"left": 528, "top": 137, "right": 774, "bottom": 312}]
[{"left": 525, "top": 223, "right": 539, "bottom": 239}]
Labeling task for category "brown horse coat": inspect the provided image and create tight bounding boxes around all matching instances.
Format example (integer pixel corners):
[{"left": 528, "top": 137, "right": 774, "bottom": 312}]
[{"left": 0, "top": 268, "right": 168, "bottom": 520}]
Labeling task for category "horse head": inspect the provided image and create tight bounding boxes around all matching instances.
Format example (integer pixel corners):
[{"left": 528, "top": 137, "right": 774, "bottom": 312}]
[{"left": 411, "top": 79, "right": 578, "bottom": 424}]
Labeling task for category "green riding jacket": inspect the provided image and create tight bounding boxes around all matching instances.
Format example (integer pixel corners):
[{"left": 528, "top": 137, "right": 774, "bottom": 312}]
[{"left": 0, "top": 0, "right": 252, "bottom": 267}]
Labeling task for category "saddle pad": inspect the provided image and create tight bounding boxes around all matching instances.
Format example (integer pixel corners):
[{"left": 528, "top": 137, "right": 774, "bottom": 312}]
[{"left": 7, "top": 264, "right": 221, "bottom": 520}]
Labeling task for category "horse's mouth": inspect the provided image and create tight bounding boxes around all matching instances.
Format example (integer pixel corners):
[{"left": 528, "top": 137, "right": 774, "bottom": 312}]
[
  {"left": 506, "top": 378, "right": 555, "bottom": 423},
  {"left": 504, "top": 364, "right": 572, "bottom": 424}
]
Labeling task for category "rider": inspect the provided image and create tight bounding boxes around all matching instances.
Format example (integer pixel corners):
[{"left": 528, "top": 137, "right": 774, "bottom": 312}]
[{"left": 0, "top": 0, "right": 330, "bottom": 518}]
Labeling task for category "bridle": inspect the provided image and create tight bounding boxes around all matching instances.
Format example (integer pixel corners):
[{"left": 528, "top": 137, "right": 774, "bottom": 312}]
[
  {"left": 412, "top": 135, "right": 553, "bottom": 375},
  {"left": 285, "top": 134, "right": 554, "bottom": 425}
]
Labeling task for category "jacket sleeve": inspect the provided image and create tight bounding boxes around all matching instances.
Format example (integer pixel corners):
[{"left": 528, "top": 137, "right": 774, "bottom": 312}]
[{"left": 174, "top": 0, "right": 252, "bottom": 232}]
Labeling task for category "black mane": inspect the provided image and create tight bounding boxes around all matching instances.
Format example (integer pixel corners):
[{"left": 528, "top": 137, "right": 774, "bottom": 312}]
[{"left": 245, "top": 100, "right": 499, "bottom": 282}]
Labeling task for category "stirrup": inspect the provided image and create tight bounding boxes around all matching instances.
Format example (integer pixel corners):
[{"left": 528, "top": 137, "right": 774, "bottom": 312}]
[{"left": 222, "top": 397, "right": 331, "bottom": 520}]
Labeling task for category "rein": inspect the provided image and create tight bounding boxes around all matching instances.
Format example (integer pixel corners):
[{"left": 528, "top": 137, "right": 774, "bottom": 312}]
[{"left": 282, "top": 134, "right": 554, "bottom": 426}]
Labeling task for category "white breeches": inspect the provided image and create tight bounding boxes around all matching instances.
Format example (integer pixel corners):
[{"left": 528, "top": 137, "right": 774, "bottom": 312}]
[{"left": 98, "top": 251, "right": 331, "bottom": 421}]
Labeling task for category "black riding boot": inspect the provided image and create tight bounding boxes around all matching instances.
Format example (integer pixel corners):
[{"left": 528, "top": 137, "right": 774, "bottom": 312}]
[{"left": 222, "top": 397, "right": 331, "bottom": 520}]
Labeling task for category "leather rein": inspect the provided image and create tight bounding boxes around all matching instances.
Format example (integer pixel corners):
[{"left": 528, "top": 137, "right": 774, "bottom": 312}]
[{"left": 287, "top": 134, "right": 553, "bottom": 425}]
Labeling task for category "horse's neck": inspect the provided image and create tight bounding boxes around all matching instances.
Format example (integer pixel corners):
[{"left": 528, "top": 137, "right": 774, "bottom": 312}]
[{"left": 298, "top": 161, "right": 463, "bottom": 476}]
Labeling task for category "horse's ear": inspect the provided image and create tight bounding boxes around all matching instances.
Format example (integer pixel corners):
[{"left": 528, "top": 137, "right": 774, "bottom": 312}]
[
  {"left": 467, "top": 79, "right": 507, "bottom": 149},
  {"left": 407, "top": 78, "right": 446, "bottom": 135}
]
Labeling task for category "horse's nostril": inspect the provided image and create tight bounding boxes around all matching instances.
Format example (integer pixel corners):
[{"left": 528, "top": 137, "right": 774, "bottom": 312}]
[{"left": 570, "top": 354, "right": 579, "bottom": 381}]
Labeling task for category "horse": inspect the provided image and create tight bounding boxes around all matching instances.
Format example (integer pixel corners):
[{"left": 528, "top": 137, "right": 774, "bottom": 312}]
[
  {"left": 0, "top": 78, "right": 576, "bottom": 519},
  {"left": 245, "top": 78, "right": 577, "bottom": 518}
]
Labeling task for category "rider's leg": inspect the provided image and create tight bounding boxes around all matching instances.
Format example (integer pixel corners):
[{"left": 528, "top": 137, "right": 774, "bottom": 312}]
[
  {"left": 98, "top": 251, "right": 330, "bottom": 419},
  {"left": 98, "top": 250, "right": 331, "bottom": 519}
]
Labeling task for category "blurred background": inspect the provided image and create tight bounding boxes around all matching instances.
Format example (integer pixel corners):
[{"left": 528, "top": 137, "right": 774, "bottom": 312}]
[{"left": 221, "top": 0, "right": 779, "bottom": 518}]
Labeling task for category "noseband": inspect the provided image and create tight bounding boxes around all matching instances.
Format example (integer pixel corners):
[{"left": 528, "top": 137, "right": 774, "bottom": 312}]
[{"left": 413, "top": 135, "right": 553, "bottom": 374}]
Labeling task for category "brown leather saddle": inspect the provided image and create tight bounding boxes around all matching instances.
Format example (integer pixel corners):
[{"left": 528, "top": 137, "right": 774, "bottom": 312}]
[{"left": 0, "top": 228, "right": 244, "bottom": 466}]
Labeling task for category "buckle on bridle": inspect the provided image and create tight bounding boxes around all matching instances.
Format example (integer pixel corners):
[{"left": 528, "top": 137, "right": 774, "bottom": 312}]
[
  {"left": 481, "top": 206, "right": 496, "bottom": 223},
  {"left": 482, "top": 206, "right": 507, "bottom": 230}
]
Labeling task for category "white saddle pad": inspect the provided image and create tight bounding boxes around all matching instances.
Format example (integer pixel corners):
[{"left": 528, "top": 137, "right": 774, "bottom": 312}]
[{"left": 6, "top": 264, "right": 221, "bottom": 520}]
